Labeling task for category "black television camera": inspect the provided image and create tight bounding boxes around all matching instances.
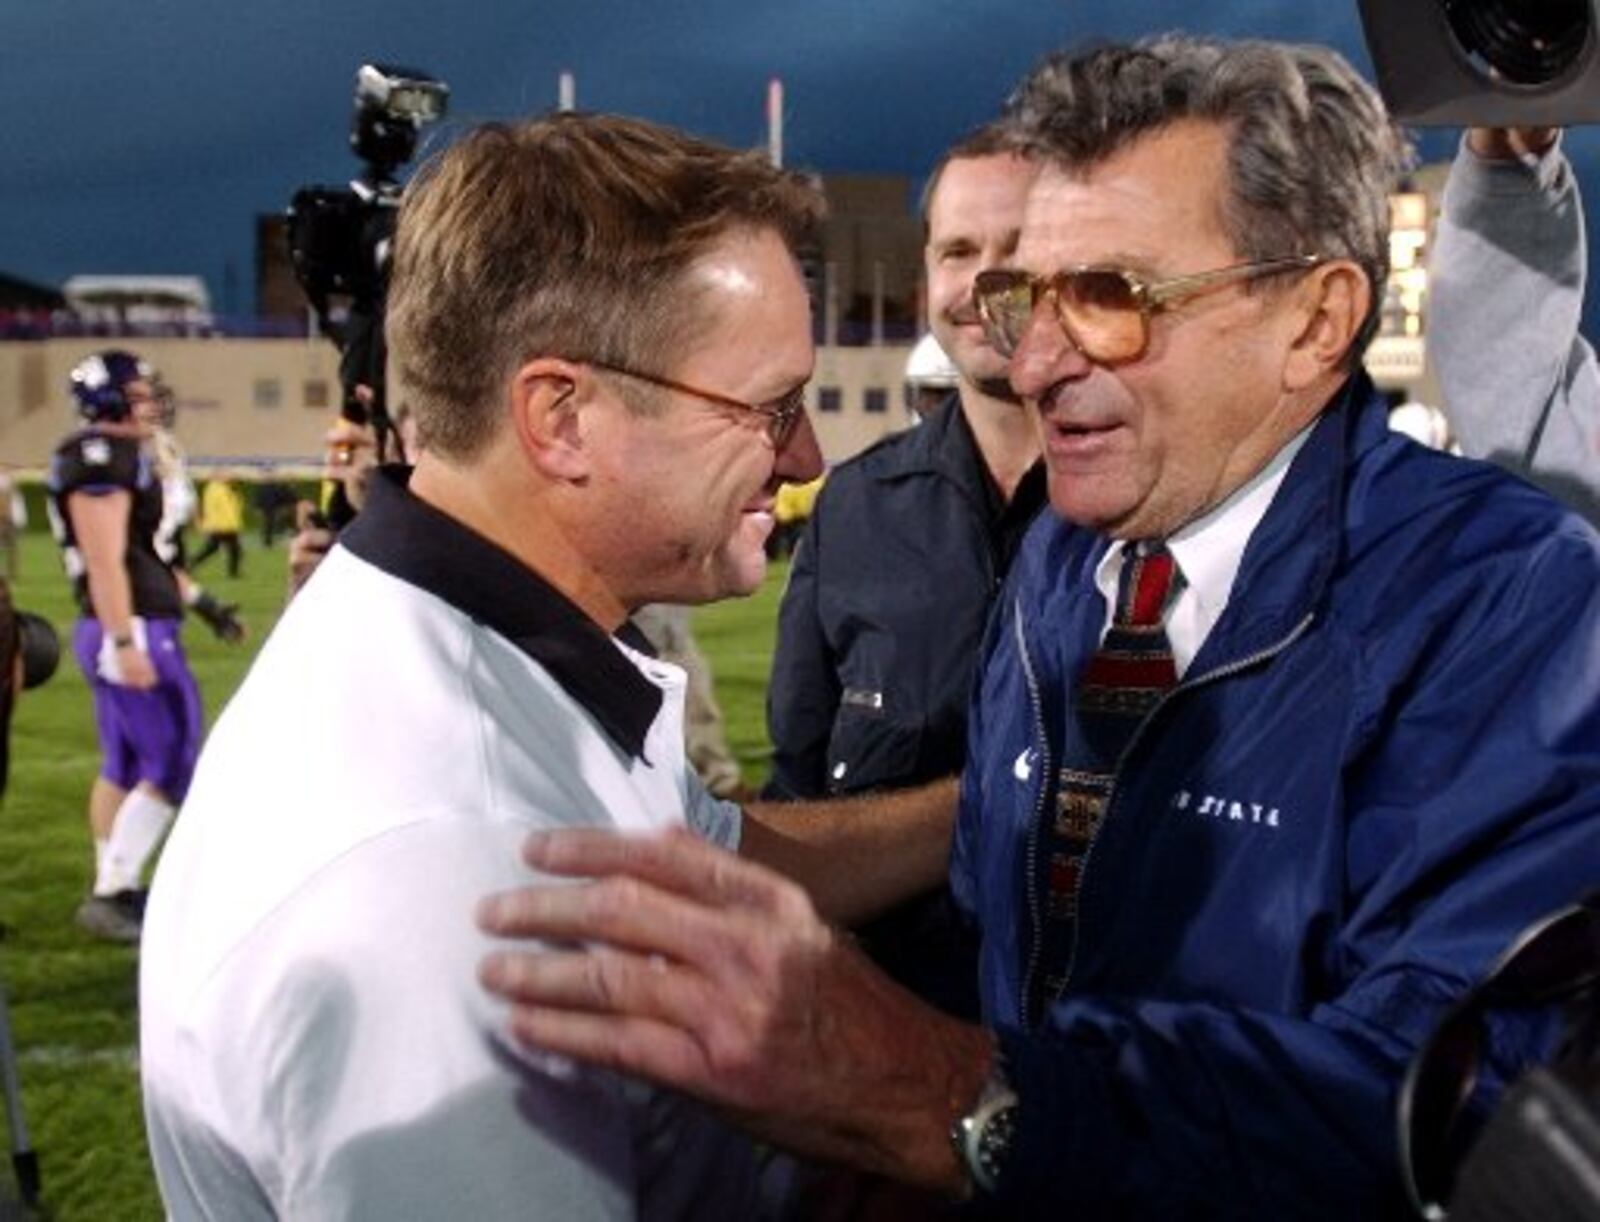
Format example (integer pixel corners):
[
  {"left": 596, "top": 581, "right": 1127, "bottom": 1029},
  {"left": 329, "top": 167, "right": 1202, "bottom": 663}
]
[
  {"left": 1360, "top": 0, "right": 1600, "bottom": 126},
  {"left": 286, "top": 63, "right": 448, "bottom": 515}
]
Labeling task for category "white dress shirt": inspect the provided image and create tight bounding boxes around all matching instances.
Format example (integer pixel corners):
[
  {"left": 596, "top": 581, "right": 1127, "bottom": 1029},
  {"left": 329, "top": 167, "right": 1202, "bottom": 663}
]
[{"left": 1094, "top": 428, "right": 1312, "bottom": 677}]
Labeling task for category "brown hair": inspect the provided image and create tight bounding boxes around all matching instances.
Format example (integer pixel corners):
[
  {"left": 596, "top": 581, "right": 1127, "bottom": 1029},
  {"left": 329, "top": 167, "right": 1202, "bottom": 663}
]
[
  {"left": 387, "top": 112, "right": 826, "bottom": 459},
  {"left": 1004, "top": 36, "right": 1411, "bottom": 361},
  {"left": 919, "top": 119, "right": 1031, "bottom": 234}
]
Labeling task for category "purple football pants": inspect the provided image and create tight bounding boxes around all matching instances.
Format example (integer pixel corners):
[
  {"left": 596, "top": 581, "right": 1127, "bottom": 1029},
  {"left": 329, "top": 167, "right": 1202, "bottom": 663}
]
[{"left": 72, "top": 617, "right": 203, "bottom": 802}]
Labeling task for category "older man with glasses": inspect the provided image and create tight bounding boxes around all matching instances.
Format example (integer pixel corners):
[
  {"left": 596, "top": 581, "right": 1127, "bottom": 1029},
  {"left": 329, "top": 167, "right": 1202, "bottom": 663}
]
[{"left": 475, "top": 37, "right": 1600, "bottom": 1218}]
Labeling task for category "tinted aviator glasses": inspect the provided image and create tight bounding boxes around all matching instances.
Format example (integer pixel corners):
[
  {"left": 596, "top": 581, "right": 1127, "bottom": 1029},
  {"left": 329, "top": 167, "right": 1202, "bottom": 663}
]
[
  {"left": 589, "top": 361, "right": 807, "bottom": 450},
  {"left": 1396, "top": 893, "right": 1600, "bottom": 1219},
  {"left": 972, "top": 254, "right": 1324, "bottom": 365}
]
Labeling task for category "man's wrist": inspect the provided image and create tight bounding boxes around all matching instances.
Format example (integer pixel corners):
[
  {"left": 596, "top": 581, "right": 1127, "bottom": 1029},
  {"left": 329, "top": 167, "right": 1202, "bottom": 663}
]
[
  {"left": 826, "top": 967, "right": 995, "bottom": 1193},
  {"left": 950, "top": 1037, "right": 1019, "bottom": 1198},
  {"left": 111, "top": 632, "right": 136, "bottom": 649},
  {"left": 1466, "top": 126, "right": 1559, "bottom": 164}
]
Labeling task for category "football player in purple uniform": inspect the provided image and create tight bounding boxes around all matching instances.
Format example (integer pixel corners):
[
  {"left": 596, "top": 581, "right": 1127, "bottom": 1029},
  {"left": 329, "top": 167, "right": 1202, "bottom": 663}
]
[{"left": 47, "top": 351, "right": 206, "bottom": 942}]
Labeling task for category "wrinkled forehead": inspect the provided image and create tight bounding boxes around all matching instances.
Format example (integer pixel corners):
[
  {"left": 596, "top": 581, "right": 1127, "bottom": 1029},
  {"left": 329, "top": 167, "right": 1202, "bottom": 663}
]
[
  {"left": 674, "top": 227, "right": 815, "bottom": 388},
  {"left": 929, "top": 154, "right": 1038, "bottom": 228},
  {"left": 1014, "top": 123, "right": 1237, "bottom": 275}
]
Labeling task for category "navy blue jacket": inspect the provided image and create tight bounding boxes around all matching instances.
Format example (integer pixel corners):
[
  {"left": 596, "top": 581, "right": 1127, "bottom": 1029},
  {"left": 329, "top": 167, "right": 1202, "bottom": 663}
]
[
  {"left": 951, "top": 374, "right": 1600, "bottom": 1216},
  {"left": 767, "top": 397, "right": 1044, "bottom": 1015},
  {"left": 767, "top": 397, "right": 1034, "bottom": 801}
]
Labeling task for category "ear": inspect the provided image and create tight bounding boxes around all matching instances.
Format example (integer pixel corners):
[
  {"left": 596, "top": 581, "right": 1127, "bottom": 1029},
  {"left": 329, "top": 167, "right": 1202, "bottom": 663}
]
[
  {"left": 508, "top": 358, "right": 590, "bottom": 483},
  {"left": 1280, "top": 261, "right": 1370, "bottom": 392}
]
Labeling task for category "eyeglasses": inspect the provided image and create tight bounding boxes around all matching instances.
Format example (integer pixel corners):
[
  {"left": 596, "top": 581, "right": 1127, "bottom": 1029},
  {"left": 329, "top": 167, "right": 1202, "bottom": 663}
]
[
  {"left": 972, "top": 255, "right": 1324, "bottom": 365},
  {"left": 588, "top": 360, "right": 807, "bottom": 450},
  {"left": 1397, "top": 894, "right": 1600, "bottom": 1219}
]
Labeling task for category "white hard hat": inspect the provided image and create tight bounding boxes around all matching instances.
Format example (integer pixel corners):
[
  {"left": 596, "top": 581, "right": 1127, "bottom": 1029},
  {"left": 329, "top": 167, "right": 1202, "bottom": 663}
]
[
  {"left": 1388, "top": 401, "right": 1451, "bottom": 451},
  {"left": 904, "top": 333, "right": 960, "bottom": 389}
]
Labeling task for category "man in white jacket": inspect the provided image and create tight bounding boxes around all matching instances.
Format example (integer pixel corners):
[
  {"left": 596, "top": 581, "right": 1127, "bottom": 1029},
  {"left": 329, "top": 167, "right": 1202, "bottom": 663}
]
[{"left": 139, "top": 112, "right": 827, "bottom": 1220}]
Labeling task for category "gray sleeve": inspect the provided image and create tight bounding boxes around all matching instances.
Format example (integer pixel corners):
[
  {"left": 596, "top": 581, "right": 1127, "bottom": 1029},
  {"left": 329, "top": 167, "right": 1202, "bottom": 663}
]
[
  {"left": 1430, "top": 133, "right": 1600, "bottom": 523},
  {"left": 683, "top": 768, "right": 742, "bottom": 852}
]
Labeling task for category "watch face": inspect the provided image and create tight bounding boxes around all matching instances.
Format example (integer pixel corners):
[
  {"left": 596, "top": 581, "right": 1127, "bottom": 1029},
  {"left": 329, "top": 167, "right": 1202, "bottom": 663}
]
[
  {"left": 976, "top": 1101, "right": 1018, "bottom": 1188},
  {"left": 956, "top": 1091, "right": 1018, "bottom": 1196},
  {"left": 953, "top": 1066, "right": 1020, "bottom": 1197}
]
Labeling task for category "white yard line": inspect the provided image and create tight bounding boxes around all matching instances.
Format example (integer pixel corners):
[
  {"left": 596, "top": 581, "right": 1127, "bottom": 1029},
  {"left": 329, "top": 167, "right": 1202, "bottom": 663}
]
[{"left": 17, "top": 1045, "right": 138, "bottom": 1070}]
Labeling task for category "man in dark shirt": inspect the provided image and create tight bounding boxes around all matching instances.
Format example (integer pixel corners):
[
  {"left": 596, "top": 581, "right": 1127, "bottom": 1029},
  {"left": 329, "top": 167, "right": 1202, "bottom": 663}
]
[
  {"left": 764, "top": 120, "right": 1046, "bottom": 1011},
  {"left": 47, "top": 350, "right": 203, "bottom": 942}
]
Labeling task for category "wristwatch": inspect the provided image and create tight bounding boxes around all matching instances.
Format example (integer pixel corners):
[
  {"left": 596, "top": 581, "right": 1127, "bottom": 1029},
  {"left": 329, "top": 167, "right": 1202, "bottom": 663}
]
[
  {"left": 951, "top": 1060, "right": 1019, "bottom": 1196},
  {"left": 111, "top": 632, "right": 135, "bottom": 649}
]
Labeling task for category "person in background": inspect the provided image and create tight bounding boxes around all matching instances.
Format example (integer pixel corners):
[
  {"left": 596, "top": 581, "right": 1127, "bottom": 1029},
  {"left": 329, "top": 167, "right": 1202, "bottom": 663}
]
[
  {"left": 1430, "top": 125, "right": 1600, "bottom": 523},
  {"left": 766, "top": 471, "right": 823, "bottom": 560},
  {"left": 139, "top": 371, "right": 245, "bottom": 644},
  {"left": 190, "top": 471, "right": 244, "bottom": 578},
  {"left": 251, "top": 480, "right": 299, "bottom": 548},
  {"left": 767, "top": 122, "right": 1043, "bottom": 806},
  {"left": 47, "top": 350, "right": 206, "bottom": 943},
  {"left": 0, "top": 465, "right": 18, "bottom": 581},
  {"left": 764, "top": 120, "right": 1046, "bottom": 1018},
  {"left": 144, "top": 375, "right": 197, "bottom": 573},
  {"left": 283, "top": 419, "right": 377, "bottom": 600}
]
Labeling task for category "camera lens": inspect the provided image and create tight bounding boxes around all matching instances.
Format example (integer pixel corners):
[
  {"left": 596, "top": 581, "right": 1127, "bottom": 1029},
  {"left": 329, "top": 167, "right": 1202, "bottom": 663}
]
[{"left": 1443, "top": 0, "right": 1591, "bottom": 85}]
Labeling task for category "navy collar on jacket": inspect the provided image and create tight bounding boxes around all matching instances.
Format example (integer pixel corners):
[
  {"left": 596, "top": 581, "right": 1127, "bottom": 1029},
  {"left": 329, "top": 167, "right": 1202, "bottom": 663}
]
[
  {"left": 1019, "top": 372, "right": 1386, "bottom": 678},
  {"left": 1191, "top": 371, "right": 1381, "bottom": 671},
  {"left": 341, "top": 466, "right": 661, "bottom": 760},
  {"left": 865, "top": 395, "right": 995, "bottom": 497},
  {"left": 869, "top": 393, "right": 1045, "bottom": 510}
]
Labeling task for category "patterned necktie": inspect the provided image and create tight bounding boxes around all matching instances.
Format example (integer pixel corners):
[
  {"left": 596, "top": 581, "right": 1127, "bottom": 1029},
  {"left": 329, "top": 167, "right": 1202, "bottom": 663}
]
[
  {"left": 1076, "top": 540, "right": 1182, "bottom": 765},
  {"left": 1032, "top": 541, "right": 1183, "bottom": 1017}
]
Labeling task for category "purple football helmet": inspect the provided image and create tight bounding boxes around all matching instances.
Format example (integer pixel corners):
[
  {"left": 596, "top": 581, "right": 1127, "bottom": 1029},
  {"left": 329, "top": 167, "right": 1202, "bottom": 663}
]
[{"left": 69, "top": 350, "right": 151, "bottom": 423}]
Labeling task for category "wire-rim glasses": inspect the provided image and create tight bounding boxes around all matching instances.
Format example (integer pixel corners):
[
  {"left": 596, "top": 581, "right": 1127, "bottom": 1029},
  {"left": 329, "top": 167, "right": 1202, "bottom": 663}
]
[{"left": 588, "top": 360, "right": 807, "bottom": 450}]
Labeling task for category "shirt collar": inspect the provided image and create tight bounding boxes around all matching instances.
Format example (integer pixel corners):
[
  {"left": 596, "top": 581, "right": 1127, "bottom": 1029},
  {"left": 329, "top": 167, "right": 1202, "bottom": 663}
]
[
  {"left": 1094, "top": 425, "right": 1313, "bottom": 636},
  {"left": 339, "top": 466, "right": 661, "bottom": 759}
]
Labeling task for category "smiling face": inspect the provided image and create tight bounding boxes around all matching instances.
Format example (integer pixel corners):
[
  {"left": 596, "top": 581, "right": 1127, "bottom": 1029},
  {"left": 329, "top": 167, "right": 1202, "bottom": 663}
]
[
  {"left": 586, "top": 225, "right": 821, "bottom": 607},
  {"left": 1008, "top": 120, "right": 1320, "bottom": 540},
  {"left": 924, "top": 153, "right": 1036, "bottom": 398}
]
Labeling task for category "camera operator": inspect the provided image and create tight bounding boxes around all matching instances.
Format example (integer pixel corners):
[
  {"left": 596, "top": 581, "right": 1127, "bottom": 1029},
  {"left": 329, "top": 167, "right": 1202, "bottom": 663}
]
[
  {"left": 280, "top": 66, "right": 444, "bottom": 607},
  {"left": 286, "top": 416, "right": 376, "bottom": 599},
  {"left": 288, "top": 65, "right": 446, "bottom": 490}
]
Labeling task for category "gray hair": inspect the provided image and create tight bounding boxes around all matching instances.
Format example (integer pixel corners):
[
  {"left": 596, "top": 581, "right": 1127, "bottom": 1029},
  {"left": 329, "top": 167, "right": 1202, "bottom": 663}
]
[{"left": 1004, "top": 36, "right": 1412, "bottom": 360}]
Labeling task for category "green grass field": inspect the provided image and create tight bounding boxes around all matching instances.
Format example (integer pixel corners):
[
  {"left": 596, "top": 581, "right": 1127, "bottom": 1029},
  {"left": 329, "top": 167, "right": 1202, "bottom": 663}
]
[{"left": 0, "top": 529, "right": 787, "bottom": 1220}]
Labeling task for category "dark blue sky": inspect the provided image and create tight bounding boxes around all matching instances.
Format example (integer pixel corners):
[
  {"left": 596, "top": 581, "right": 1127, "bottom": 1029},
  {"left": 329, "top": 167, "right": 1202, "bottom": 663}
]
[{"left": 5, "top": 1, "right": 1597, "bottom": 329}]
